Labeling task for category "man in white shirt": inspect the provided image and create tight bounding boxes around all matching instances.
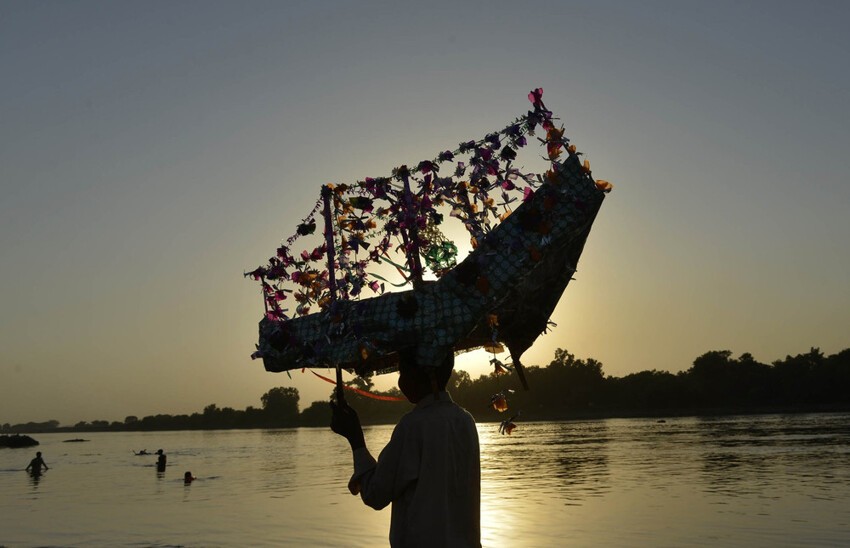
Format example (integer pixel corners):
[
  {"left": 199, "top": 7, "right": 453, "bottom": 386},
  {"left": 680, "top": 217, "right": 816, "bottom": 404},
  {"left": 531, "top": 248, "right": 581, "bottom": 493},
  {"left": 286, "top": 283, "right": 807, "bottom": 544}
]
[{"left": 331, "top": 350, "right": 481, "bottom": 547}]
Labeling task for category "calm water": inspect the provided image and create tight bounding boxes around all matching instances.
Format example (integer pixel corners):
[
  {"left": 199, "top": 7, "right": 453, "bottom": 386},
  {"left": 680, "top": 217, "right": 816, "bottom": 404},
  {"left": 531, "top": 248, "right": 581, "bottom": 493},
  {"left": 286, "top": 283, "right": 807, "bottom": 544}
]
[{"left": 2, "top": 413, "right": 849, "bottom": 547}]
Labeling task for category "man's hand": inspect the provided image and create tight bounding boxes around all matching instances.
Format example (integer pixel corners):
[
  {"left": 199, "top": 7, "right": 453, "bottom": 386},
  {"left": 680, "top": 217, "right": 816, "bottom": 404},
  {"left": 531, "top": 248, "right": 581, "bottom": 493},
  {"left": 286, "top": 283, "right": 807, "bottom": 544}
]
[{"left": 330, "top": 400, "right": 365, "bottom": 450}]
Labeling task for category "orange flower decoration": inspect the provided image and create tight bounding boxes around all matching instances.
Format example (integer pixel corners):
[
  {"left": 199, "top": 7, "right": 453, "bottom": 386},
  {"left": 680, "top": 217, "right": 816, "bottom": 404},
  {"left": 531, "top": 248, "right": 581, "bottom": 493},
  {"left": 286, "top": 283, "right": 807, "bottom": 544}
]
[
  {"left": 483, "top": 342, "right": 504, "bottom": 354},
  {"left": 491, "top": 394, "right": 508, "bottom": 412},
  {"left": 594, "top": 179, "right": 613, "bottom": 192}
]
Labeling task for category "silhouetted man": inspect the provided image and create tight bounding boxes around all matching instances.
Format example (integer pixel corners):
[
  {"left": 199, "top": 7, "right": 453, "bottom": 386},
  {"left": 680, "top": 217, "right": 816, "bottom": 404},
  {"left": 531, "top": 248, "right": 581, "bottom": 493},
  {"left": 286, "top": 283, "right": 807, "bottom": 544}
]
[{"left": 331, "top": 350, "right": 481, "bottom": 547}]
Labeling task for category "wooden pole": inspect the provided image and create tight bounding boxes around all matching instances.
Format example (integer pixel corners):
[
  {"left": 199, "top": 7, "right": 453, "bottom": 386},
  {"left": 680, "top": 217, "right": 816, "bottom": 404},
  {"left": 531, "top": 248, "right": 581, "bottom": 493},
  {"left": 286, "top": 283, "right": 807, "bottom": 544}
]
[
  {"left": 401, "top": 172, "right": 424, "bottom": 287},
  {"left": 322, "top": 185, "right": 347, "bottom": 404},
  {"left": 321, "top": 185, "right": 338, "bottom": 301}
]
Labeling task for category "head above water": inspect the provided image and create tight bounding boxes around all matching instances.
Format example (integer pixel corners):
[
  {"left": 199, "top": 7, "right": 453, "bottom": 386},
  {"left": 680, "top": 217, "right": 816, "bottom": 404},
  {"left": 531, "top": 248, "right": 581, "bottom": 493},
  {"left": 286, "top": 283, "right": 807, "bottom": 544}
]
[{"left": 396, "top": 348, "right": 455, "bottom": 404}]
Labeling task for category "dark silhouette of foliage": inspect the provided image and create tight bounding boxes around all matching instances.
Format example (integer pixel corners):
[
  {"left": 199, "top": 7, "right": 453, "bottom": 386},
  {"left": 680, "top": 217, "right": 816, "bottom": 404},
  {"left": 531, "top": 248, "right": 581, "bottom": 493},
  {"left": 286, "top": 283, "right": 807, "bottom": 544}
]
[
  {"left": 299, "top": 400, "right": 333, "bottom": 427},
  {"left": 3, "top": 346, "right": 849, "bottom": 432},
  {"left": 260, "top": 387, "right": 300, "bottom": 427}
]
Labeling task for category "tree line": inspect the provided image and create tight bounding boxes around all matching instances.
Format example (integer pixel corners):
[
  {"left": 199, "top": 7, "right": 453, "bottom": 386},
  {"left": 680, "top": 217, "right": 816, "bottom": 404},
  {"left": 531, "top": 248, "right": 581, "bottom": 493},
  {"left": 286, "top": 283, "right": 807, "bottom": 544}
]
[{"left": 3, "top": 346, "right": 849, "bottom": 433}]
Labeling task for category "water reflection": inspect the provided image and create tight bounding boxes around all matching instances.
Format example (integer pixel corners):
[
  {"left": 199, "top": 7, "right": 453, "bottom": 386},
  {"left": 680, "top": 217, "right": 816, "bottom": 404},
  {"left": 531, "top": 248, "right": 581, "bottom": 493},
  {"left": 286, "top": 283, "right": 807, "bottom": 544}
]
[
  {"left": 696, "top": 414, "right": 850, "bottom": 499},
  {"left": 28, "top": 470, "right": 43, "bottom": 489},
  {"left": 253, "top": 429, "right": 303, "bottom": 496},
  {"left": 700, "top": 452, "right": 768, "bottom": 497},
  {"left": 2, "top": 415, "right": 850, "bottom": 547},
  {"left": 480, "top": 421, "right": 611, "bottom": 506}
]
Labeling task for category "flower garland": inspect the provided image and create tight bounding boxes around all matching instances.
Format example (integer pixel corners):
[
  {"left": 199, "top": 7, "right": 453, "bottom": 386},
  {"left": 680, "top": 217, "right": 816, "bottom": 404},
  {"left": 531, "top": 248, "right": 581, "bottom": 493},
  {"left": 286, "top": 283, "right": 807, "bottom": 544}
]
[{"left": 246, "top": 89, "right": 589, "bottom": 324}]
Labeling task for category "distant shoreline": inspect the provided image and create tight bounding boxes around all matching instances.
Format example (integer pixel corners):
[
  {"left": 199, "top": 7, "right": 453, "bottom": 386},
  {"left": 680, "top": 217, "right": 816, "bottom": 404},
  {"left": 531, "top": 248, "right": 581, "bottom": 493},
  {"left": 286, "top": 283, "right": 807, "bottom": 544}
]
[
  {"left": 6, "top": 346, "right": 848, "bottom": 434},
  {"left": 7, "top": 403, "right": 849, "bottom": 434}
]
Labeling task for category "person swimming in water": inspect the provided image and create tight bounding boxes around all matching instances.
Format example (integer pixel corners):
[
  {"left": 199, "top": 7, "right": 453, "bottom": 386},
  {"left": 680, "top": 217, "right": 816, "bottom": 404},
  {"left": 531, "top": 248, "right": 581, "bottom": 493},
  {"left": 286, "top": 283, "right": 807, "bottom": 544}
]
[
  {"left": 156, "top": 449, "right": 167, "bottom": 471},
  {"left": 184, "top": 471, "right": 196, "bottom": 484},
  {"left": 25, "top": 451, "right": 49, "bottom": 475}
]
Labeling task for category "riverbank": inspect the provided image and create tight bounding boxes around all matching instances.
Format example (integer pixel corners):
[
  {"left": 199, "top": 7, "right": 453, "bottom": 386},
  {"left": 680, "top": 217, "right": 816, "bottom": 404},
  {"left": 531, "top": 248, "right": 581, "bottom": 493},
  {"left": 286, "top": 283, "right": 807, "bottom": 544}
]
[{"left": 6, "top": 402, "right": 850, "bottom": 434}]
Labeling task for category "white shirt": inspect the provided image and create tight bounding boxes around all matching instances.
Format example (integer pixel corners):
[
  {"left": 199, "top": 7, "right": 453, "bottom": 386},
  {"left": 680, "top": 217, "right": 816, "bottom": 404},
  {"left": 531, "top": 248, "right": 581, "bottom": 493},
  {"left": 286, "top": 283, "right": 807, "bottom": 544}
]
[{"left": 350, "top": 391, "right": 481, "bottom": 547}]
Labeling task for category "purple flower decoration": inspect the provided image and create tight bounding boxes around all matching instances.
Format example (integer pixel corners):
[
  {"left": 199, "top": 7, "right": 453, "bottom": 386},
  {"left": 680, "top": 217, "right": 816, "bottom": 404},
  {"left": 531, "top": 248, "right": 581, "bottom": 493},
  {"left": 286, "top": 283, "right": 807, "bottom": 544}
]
[
  {"left": 266, "top": 309, "right": 284, "bottom": 321},
  {"left": 267, "top": 264, "right": 287, "bottom": 279},
  {"left": 500, "top": 145, "right": 517, "bottom": 161},
  {"left": 245, "top": 267, "right": 267, "bottom": 280},
  {"left": 528, "top": 87, "right": 544, "bottom": 108},
  {"left": 296, "top": 221, "right": 316, "bottom": 236}
]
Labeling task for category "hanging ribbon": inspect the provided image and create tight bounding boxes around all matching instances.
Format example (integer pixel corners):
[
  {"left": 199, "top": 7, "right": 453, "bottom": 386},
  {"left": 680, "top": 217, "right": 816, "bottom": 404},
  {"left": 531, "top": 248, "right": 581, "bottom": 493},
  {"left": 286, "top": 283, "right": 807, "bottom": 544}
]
[{"left": 311, "top": 371, "right": 406, "bottom": 402}]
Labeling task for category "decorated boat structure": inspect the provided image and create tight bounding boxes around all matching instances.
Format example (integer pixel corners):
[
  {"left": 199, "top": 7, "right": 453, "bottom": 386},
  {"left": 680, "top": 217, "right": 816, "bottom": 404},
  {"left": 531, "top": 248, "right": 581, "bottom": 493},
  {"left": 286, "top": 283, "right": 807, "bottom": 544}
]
[{"left": 246, "top": 90, "right": 612, "bottom": 391}]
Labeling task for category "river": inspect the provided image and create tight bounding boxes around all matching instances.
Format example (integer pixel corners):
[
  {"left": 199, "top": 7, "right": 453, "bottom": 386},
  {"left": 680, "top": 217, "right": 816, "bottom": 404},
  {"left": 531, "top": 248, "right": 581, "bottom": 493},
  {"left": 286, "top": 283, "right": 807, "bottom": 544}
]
[{"left": 2, "top": 412, "right": 849, "bottom": 546}]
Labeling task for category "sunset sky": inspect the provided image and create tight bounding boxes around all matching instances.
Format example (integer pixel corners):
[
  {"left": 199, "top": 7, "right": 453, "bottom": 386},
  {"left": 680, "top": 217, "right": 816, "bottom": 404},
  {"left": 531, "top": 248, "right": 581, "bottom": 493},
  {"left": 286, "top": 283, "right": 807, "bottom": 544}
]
[{"left": 2, "top": 1, "right": 848, "bottom": 425}]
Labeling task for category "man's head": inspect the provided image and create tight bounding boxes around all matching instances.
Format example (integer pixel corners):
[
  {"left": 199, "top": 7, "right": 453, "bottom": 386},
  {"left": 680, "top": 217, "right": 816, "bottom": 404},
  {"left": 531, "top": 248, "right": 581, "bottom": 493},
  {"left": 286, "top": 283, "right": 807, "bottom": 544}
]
[
  {"left": 36, "top": 452, "right": 41, "bottom": 458},
  {"left": 397, "top": 348, "right": 455, "bottom": 403}
]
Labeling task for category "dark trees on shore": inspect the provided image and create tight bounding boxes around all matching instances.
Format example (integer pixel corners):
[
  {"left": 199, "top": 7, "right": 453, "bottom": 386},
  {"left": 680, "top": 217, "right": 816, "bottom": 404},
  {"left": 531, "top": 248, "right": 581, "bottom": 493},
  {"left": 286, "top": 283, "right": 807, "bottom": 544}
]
[
  {"left": 449, "top": 347, "right": 850, "bottom": 424},
  {"left": 260, "top": 387, "right": 300, "bottom": 427},
  {"left": 3, "top": 347, "right": 849, "bottom": 433}
]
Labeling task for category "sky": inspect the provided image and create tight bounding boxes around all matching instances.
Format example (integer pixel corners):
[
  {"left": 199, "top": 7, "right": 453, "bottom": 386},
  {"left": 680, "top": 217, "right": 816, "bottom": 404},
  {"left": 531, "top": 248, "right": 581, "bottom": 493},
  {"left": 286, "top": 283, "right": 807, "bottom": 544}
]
[{"left": 2, "top": 1, "right": 848, "bottom": 426}]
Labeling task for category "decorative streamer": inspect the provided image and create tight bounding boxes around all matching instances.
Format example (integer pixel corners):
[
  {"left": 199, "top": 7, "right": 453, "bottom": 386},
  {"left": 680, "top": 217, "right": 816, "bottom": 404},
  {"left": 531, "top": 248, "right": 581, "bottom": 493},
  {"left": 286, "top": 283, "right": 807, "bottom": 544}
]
[{"left": 311, "top": 371, "right": 406, "bottom": 402}]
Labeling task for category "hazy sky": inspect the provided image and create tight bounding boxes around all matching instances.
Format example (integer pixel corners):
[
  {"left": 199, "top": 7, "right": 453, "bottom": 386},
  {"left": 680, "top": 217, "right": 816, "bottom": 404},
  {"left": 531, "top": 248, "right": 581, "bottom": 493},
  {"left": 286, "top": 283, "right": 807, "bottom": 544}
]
[{"left": 2, "top": 1, "right": 848, "bottom": 425}]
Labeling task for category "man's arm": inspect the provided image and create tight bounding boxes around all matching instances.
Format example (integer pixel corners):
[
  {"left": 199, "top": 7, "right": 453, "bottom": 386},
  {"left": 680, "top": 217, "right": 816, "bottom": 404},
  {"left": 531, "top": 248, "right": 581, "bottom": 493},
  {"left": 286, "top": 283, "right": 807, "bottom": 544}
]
[
  {"left": 330, "top": 402, "right": 419, "bottom": 510},
  {"left": 330, "top": 400, "right": 372, "bottom": 497}
]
